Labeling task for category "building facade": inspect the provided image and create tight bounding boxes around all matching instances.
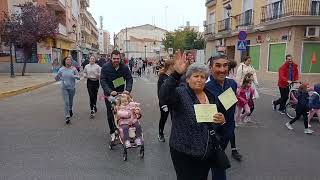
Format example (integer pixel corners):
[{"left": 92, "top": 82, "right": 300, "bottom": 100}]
[
  {"left": 0, "top": 0, "right": 99, "bottom": 73},
  {"left": 103, "top": 30, "right": 110, "bottom": 55},
  {"left": 204, "top": 0, "right": 320, "bottom": 84},
  {"left": 115, "top": 24, "right": 168, "bottom": 59}
]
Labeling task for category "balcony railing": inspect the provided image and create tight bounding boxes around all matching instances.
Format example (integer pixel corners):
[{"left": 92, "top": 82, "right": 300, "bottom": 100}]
[
  {"left": 47, "top": 0, "right": 66, "bottom": 11},
  {"left": 205, "top": 23, "right": 215, "bottom": 34},
  {"left": 58, "top": 23, "right": 67, "bottom": 36},
  {"left": 205, "top": 0, "right": 216, "bottom": 7},
  {"left": 218, "top": 18, "right": 231, "bottom": 32},
  {"left": 235, "top": 9, "right": 254, "bottom": 28},
  {"left": 261, "top": 0, "right": 320, "bottom": 22}
]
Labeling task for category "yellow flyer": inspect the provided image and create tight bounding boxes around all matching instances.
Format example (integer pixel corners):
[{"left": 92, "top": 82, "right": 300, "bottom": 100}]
[
  {"left": 113, "top": 77, "right": 125, "bottom": 88},
  {"left": 218, "top": 87, "right": 238, "bottom": 111},
  {"left": 194, "top": 104, "right": 218, "bottom": 123}
]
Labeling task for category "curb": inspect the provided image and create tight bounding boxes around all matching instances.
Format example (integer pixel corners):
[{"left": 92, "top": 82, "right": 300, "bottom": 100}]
[{"left": 0, "top": 81, "right": 56, "bottom": 100}]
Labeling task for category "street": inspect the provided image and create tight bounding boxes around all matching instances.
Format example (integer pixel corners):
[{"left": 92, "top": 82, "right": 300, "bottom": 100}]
[{"left": 1, "top": 74, "right": 320, "bottom": 180}]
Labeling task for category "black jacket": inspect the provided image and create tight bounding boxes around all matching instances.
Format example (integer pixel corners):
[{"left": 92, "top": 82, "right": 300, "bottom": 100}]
[
  {"left": 157, "top": 73, "right": 169, "bottom": 98},
  {"left": 100, "top": 62, "right": 133, "bottom": 96},
  {"left": 159, "top": 72, "right": 222, "bottom": 158}
]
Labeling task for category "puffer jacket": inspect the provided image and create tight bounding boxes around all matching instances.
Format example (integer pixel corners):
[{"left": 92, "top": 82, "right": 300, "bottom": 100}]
[
  {"left": 309, "top": 84, "right": 320, "bottom": 109},
  {"left": 159, "top": 72, "right": 223, "bottom": 158}
]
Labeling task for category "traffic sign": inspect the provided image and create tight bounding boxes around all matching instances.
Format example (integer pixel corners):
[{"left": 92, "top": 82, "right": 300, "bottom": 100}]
[
  {"left": 237, "top": 40, "right": 247, "bottom": 51},
  {"left": 238, "top": 31, "right": 247, "bottom": 41}
]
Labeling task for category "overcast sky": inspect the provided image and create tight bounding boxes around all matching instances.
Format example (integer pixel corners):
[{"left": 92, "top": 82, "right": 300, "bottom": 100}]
[{"left": 88, "top": 0, "right": 205, "bottom": 40}]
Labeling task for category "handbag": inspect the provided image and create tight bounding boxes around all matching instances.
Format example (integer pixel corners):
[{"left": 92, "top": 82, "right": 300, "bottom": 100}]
[{"left": 205, "top": 129, "right": 231, "bottom": 170}]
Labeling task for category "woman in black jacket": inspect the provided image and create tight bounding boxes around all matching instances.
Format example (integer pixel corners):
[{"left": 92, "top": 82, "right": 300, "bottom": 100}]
[
  {"left": 160, "top": 57, "right": 226, "bottom": 180},
  {"left": 157, "top": 59, "right": 174, "bottom": 142}
]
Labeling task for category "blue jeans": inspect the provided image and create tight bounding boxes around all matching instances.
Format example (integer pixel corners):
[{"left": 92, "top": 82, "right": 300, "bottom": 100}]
[{"left": 62, "top": 88, "right": 75, "bottom": 118}]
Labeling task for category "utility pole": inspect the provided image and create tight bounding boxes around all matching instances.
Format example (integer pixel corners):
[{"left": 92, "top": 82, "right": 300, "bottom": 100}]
[{"left": 125, "top": 27, "right": 128, "bottom": 58}]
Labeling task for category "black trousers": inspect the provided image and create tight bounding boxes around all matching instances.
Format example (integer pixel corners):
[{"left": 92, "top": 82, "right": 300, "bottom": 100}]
[
  {"left": 274, "top": 86, "right": 290, "bottom": 111},
  {"left": 105, "top": 99, "right": 117, "bottom": 134},
  {"left": 159, "top": 108, "right": 169, "bottom": 135},
  {"left": 170, "top": 147, "right": 211, "bottom": 180},
  {"left": 289, "top": 109, "right": 309, "bottom": 129},
  {"left": 87, "top": 79, "right": 99, "bottom": 110}
]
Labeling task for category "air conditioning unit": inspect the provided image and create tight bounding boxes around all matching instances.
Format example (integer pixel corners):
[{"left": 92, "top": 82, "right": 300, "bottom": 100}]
[{"left": 306, "top": 26, "right": 320, "bottom": 38}]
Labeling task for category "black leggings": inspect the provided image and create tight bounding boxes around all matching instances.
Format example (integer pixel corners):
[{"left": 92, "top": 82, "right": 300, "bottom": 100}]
[
  {"left": 170, "top": 147, "right": 211, "bottom": 180},
  {"left": 87, "top": 79, "right": 99, "bottom": 110},
  {"left": 289, "top": 109, "right": 308, "bottom": 129},
  {"left": 159, "top": 108, "right": 169, "bottom": 135},
  {"left": 274, "top": 86, "right": 290, "bottom": 111}
]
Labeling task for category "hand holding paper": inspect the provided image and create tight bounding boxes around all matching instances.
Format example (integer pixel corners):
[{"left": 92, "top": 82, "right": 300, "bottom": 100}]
[
  {"left": 213, "top": 113, "right": 225, "bottom": 124},
  {"left": 194, "top": 104, "right": 218, "bottom": 123},
  {"left": 218, "top": 88, "right": 238, "bottom": 111}
]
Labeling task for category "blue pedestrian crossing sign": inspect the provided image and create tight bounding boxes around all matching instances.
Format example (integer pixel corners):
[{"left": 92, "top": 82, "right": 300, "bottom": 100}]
[{"left": 237, "top": 40, "right": 247, "bottom": 51}]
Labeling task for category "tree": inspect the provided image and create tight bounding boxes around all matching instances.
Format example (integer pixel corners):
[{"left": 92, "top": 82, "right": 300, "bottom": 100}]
[
  {"left": 162, "top": 28, "right": 205, "bottom": 53},
  {"left": 0, "top": 2, "right": 58, "bottom": 76}
]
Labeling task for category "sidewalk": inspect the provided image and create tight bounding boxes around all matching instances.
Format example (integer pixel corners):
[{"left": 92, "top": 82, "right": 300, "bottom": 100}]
[{"left": 0, "top": 73, "right": 56, "bottom": 99}]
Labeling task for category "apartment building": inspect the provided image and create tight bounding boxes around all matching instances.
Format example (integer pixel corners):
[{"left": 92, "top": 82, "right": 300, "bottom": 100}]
[{"left": 204, "top": 0, "right": 320, "bottom": 84}]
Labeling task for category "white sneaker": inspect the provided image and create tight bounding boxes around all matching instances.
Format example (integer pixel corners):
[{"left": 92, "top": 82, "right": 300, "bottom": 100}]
[
  {"left": 308, "top": 124, "right": 312, "bottom": 128},
  {"left": 285, "top": 122, "right": 294, "bottom": 130},
  {"left": 125, "top": 140, "right": 132, "bottom": 148},
  {"left": 304, "top": 128, "right": 314, "bottom": 134},
  {"left": 135, "top": 137, "right": 142, "bottom": 146},
  {"left": 243, "top": 117, "right": 253, "bottom": 123},
  {"left": 110, "top": 133, "right": 116, "bottom": 142}
]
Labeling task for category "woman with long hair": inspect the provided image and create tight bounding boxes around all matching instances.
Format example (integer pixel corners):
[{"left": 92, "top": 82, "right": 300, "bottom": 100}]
[
  {"left": 157, "top": 59, "right": 174, "bottom": 142},
  {"left": 55, "top": 55, "right": 80, "bottom": 124}
]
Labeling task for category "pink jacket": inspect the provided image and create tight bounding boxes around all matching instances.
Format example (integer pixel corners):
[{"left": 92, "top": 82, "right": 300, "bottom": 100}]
[
  {"left": 117, "top": 102, "right": 141, "bottom": 125},
  {"left": 237, "top": 87, "right": 254, "bottom": 107}
]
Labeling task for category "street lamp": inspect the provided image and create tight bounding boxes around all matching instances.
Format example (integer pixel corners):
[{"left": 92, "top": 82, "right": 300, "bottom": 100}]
[
  {"left": 5, "top": 23, "right": 15, "bottom": 77},
  {"left": 144, "top": 45, "right": 147, "bottom": 60}
]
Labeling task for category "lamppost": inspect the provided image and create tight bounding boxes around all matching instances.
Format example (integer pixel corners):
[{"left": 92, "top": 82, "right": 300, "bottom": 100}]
[
  {"left": 5, "top": 22, "right": 15, "bottom": 77},
  {"left": 144, "top": 45, "right": 147, "bottom": 60}
]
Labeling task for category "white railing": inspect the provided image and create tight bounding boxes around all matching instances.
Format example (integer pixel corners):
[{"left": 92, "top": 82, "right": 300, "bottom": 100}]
[{"left": 58, "top": 23, "right": 67, "bottom": 36}]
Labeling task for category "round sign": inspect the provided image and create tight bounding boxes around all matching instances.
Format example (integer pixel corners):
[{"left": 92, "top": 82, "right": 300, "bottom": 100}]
[{"left": 238, "top": 31, "right": 247, "bottom": 40}]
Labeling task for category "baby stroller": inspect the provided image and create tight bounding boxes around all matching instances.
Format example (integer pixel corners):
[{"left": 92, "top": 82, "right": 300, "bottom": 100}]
[{"left": 108, "top": 94, "right": 144, "bottom": 161}]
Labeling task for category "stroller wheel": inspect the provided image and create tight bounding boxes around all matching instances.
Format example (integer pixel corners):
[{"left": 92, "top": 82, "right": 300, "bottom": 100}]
[{"left": 285, "top": 103, "right": 296, "bottom": 119}]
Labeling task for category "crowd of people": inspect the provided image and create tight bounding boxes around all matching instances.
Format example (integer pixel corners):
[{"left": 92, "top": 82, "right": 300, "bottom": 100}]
[{"left": 53, "top": 47, "right": 320, "bottom": 180}]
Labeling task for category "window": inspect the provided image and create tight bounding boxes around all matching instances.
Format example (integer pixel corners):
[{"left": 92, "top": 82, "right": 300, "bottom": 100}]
[
  {"left": 311, "top": 0, "right": 320, "bottom": 15},
  {"left": 268, "top": 43, "right": 286, "bottom": 72},
  {"left": 270, "top": 0, "right": 283, "bottom": 19},
  {"left": 248, "top": 45, "right": 260, "bottom": 70},
  {"left": 301, "top": 43, "right": 320, "bottom": 73}
]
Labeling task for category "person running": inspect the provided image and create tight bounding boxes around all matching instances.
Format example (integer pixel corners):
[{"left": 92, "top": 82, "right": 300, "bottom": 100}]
[
  {"left": 157, "top": 59, "right": 174, "bottom": 142},
  {"left": 83, "top": 55, "right": 101, "bottom": 118},
  {"left": 235, "top": 73, "right": 255, "bottom": 126},
  {"left": 100, "top": 50, "right": 133, "bottom": 142},
  {"left": 55, "top": 55, "right": 80, "bottom": 124},
  {"left": 272, "top": 54, "right": 299, "bottom": 114},
  {"left": 285, "top": 83, "right": 314, "bottom": 134},
  {"left": 205, "top": 54, "right": 242, "bottom": 180},
  {"left": 308, "top": 83, "right": 320, "bottom": 127}
]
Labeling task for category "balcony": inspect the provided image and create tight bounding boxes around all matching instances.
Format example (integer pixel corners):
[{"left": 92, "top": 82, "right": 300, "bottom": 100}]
[
  {"left": 58, "top": 23, "right": 67, "bottom": 36},
  {"left": 205, "top": 0, "right": 216, "bottom": 7},
  {"left": 218, "top": 18, "right": 231, "bottom": 32},
  {"left": 46, "top": 0, "right": 66, "bottom": 12},
  {"left": 205, "top": 23, "right": 215, "bottom": 35},
  {"left": 81, "top": 0, "right": 90, "bottom": 7},
  {"left": 81, "top": 25, "right": 91, "bottom": 35},
  {"left": 261, "top": 0, "right": 320, "bottom": 24},
  {"left": 235, "top": 9, "right": 254, "bottom": 28}
]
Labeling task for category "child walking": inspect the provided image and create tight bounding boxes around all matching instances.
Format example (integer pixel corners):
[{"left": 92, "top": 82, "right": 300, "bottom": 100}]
[
  {"left": 235, "top": 73, "right": 255, "bottom": 126},
  {"left": 308, "top": 83, "right": 320, "bottom": 127},
  {"left": 286, "top": 84, "right": 314, "bottom": 134}
]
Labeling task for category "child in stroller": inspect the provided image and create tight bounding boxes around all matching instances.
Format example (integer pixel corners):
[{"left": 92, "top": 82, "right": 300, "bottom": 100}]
[{"left": 109, "top": 93, "right": 144, "bottom": 161}]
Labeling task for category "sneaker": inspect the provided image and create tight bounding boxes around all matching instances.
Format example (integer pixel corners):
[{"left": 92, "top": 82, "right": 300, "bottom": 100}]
[
  {"left": 278, "top": 110, "right": 286, "bottom": 115},
  {"left": 272, "top": 101, "right": 276, "bottom": 111},
  {"left": 304, "top": 128, "right": 314, "bottom": 134},
  {"left": 69, "top": 110, "right": 73, "bottom": 117},
  {"left": 231, "top": 150, "right": 242, "bottom": 162},
  {"left": 65, "top": 117, "right": 70, "bottom": 124},
  {"left": 243, "top": 117, "right": 252, "bottom": 123},
  {"left": 285, "top": 122, "right": 294, "bottom": 130},
  {"left": 110, "top": 133, "right": 116, "bottom": 142},
  {"left": 125, "top": 140, "right": 132, "bottom": 148},
  {"left": 90, "top": 110, "right": 95, "bottom": 118},
  {"left": 158, "top": 134, "right": 165, "bottom": 142},
  {"left": 135, "top": 137, "right": 143, "bottom": 146}
]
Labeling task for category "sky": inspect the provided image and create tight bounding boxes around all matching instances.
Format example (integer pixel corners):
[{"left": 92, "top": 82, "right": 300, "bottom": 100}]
[{"left": 88, "top": 0, "right": 206, "bottom": 42}]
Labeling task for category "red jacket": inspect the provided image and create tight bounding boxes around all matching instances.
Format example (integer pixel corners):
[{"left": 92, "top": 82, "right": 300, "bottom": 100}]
[{"left": 278, "top": 62, "right": 299, "bottom": 88}]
